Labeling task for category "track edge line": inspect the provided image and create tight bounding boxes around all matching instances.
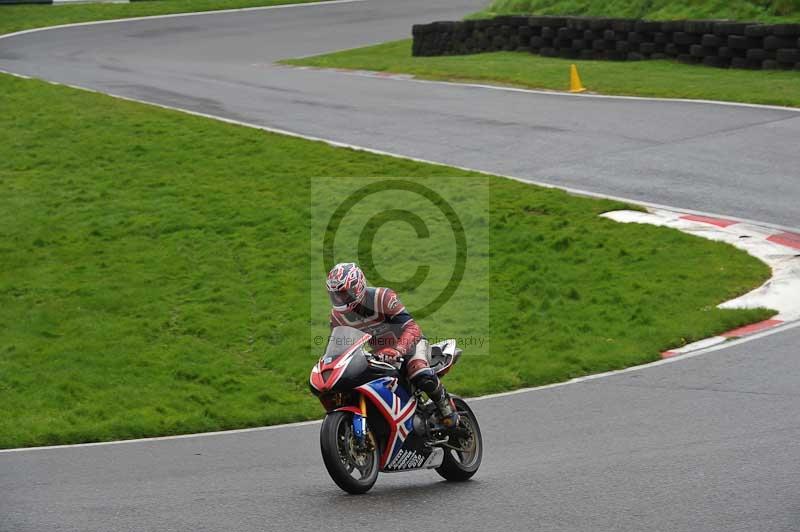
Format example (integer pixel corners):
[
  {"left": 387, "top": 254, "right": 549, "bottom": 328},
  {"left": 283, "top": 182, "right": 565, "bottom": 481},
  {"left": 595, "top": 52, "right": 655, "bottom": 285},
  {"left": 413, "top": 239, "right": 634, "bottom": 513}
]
[{"left": 1, "top": 69, "right": 798, "bottom": 454}]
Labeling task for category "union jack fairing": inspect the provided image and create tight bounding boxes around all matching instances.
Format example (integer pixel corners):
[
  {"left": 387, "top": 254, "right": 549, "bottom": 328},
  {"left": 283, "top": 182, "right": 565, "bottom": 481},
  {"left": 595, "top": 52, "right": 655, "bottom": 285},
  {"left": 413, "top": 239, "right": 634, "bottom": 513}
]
[{"left": 309, "top": 326, "right": 483, "bottom": 494}]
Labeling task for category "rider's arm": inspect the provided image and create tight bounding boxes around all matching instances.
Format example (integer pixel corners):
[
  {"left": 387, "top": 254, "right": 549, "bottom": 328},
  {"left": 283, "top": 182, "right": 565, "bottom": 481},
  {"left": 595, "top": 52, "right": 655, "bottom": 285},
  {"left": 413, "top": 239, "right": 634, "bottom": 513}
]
[
  {"left": 382, "top": 289, "right": 422, "bottom": 358},
  {"left": 394, "top": 319, "right": 422, "bottom": 358}
]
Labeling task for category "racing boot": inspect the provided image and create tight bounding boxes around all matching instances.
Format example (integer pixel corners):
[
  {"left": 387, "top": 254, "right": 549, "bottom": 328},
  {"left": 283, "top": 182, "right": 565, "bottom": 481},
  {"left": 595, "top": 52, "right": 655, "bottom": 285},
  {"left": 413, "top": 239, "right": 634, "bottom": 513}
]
[
  {"left": 410, "top": 365, "right": 460, "bottom": 428},
  {"left": 433, "top": 391, "right": 460, "bottom": 428}
]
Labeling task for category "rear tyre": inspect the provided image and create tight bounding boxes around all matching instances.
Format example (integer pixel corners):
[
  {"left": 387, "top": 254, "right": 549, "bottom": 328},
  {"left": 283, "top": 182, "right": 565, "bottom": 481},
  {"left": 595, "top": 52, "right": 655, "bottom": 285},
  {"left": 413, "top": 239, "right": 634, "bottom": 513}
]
[
  {"left": 436, "top": 397, "right": 482, "bottom": 481},
  {"left": 320, "top": 411, "right": 379, "bottom": 494}
]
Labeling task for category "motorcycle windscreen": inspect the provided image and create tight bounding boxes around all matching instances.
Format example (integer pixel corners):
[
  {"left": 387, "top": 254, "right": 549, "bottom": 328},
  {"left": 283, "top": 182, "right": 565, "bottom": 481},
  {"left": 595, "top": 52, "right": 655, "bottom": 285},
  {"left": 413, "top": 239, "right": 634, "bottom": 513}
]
[{"left": 323, "top": 325, "right": 371, "bottom": 361}]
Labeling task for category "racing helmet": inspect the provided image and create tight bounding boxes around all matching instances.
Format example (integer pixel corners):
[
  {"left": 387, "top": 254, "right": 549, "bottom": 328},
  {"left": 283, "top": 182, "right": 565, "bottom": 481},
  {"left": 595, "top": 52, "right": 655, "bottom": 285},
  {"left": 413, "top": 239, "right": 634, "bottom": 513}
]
[{"left": 326, "top": 262, "right": 367, "bottom": 312}]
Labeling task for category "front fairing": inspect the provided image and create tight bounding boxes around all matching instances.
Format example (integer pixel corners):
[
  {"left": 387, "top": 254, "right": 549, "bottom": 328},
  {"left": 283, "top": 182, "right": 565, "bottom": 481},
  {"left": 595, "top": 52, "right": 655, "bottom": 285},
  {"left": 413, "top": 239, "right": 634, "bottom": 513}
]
[
  {"left": 328, "top": 351, "right": 370, "bottom": 391},
  {"left": 322, "top": 326, "right": 369, "bottom": 361},
  {"left": 310, "top": 326, "right": 400, "bottom": 395}
]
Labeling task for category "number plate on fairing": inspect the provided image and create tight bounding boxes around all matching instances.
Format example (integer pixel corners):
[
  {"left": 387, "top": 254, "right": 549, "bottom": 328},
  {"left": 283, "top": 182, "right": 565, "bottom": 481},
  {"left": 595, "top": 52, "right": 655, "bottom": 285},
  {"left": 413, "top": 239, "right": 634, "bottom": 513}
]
[{"left": 383, "top": 436, "right": 444, "bottom": 472}]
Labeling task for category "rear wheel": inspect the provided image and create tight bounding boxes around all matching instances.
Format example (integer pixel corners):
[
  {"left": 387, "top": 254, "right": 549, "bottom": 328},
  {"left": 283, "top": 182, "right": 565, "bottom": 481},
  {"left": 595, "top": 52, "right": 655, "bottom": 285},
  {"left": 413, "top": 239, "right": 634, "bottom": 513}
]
[
  {"left": 436, "top": 397, "right": 482, "bottom": 481},
  {"left": 320, "top": 411, "right": 379, "bottom": 494}
]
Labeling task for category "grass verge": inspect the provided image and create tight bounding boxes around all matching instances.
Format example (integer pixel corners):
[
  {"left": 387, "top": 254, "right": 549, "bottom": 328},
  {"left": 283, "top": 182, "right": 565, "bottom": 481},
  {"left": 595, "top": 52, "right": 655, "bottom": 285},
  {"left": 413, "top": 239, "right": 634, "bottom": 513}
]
[
  {"left": 283, "top": 40, "right": 800, "bottom": 108},
  {"left": 471, "top": 0, "right": 800, "bottom": 23},
  {"left": 0, "top": 72, "right": 773, "bottom": 448},
  {"left": 0, "top": 0, "right": 328, "bottom": 36}
]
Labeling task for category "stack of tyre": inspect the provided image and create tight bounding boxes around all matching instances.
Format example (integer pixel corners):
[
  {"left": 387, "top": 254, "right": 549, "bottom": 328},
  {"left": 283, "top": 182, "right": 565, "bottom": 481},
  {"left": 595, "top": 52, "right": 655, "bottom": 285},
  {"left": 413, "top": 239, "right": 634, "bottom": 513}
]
[
  {"left": 411, "top": 17, "right": 800, "bottom": 71},
  {"left": 530, "top": 17, "right": 665, "bottom": 61},
  {"left": 734, "top": 24, "right": 800, "bottom": 70},
  {"left": 676, "top": 22, "right": 800, "bottom": 69}
]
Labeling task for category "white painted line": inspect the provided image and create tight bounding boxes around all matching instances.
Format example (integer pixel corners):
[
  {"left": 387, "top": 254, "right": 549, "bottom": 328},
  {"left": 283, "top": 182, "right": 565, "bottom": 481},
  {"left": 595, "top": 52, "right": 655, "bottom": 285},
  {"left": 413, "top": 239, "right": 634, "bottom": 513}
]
[
  {"left": 0, "top": 3, "right": 798, "bottom": 117},
  {"left": 2, "top": 37, "right": 800, "bottom": 452},
  {"left": 6, "top": 66, "right": 798, "bottom": 238},
  {"left": 4, "top": 320, "right": 798, "bottom": 454},
  {"left": 280, "top": 64, "right": 800, "bottom": 114},
  {"left": 1, "top": 0, "right": 799, "bottom": 237},
  {"left": 0, "top": 420, "right": 322, "bottom": 454},
  {"left": 0, "top": 0, "right": 366, "bottom": 42},
  {"left": 471, "top": 320, "right": 800, "bottom": 403},
  {"left": 282, "top": 40, "right": 404, "bottom": 61},
  {"left": 53, "top": 0, "right": 130, "bottom": 5},
  {"left": 407, "top": 76, "right": 800, "bottom": 113},
  {"left": 1, "top": 69, "right": 798, "bottom": 453},
  {"left": 662, "top": 336, "right": 727, "bottom": 357}
]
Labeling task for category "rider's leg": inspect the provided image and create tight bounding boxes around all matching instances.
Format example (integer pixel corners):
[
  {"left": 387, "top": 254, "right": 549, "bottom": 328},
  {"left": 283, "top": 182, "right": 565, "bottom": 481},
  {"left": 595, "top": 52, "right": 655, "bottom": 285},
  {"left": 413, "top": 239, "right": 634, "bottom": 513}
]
[{"left": 406, "top": 338, "right": 459, "bottom": 427}]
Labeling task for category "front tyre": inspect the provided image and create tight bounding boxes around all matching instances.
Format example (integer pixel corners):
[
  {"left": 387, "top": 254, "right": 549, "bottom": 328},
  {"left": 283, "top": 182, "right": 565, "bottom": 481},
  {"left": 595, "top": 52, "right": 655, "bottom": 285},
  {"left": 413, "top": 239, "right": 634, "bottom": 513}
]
[
  {"left": 320, "top": 411, "right": 379, "bottom": 494},
  {"left": 436, "top": 396, "right": 482, "bottom": 481}
]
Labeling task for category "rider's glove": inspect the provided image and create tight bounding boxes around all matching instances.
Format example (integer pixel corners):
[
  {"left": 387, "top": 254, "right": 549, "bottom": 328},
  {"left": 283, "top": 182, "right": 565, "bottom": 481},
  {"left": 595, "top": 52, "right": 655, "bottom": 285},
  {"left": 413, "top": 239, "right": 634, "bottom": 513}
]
[{"left": 373, "top": 347, "right": 401, "bottom": 364}]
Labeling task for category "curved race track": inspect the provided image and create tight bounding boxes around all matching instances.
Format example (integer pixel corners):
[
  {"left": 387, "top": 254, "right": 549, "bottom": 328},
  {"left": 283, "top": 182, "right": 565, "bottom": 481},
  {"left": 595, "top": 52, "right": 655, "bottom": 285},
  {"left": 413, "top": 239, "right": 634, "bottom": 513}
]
[{"left": 1, "top": 1, "right": 800, "bottom": 531}]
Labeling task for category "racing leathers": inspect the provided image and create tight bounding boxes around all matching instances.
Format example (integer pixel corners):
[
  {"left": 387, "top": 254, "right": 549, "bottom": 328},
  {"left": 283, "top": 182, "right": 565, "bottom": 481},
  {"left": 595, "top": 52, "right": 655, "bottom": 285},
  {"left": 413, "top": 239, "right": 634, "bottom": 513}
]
[{"left": 329, "top": 287, "right": 458, "bottom": 426}]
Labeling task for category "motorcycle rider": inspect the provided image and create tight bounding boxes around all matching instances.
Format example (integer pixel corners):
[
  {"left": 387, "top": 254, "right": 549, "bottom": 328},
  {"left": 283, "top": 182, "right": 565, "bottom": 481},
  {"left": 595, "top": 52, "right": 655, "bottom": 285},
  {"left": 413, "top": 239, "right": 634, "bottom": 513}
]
[{"left": 326, "top": 262, "right": 459, "bottom": 427}]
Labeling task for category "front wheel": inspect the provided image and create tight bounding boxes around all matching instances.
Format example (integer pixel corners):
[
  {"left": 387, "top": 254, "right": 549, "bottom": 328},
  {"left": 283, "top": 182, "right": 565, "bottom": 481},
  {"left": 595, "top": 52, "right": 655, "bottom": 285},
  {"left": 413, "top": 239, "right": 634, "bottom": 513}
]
[
  {"left": 436, "top": 396, "right": 482, "bottom": 481},
  {"left": 320, "top": 411, "right": 379, "bottom": 494}
]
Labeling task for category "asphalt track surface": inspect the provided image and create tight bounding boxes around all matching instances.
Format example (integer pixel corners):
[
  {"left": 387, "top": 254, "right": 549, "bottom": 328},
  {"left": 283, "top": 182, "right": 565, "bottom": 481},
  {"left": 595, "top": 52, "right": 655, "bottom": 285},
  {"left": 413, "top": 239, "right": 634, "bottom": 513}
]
[
  {"left": 1, "top": 1, "right": 799, "bottom": 531},
  {"left": 1, "top": 0, "right": 799, "bottom": 226}
]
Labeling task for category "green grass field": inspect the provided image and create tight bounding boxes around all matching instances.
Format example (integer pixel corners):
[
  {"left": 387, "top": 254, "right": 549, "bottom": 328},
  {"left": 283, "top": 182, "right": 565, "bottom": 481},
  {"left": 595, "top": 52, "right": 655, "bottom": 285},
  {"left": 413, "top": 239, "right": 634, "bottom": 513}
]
[
  {"left": 0, "top": 73, "right": 773, "bottom": 448},
  {"left": 0, "top": 0, "right": 327, "bottom": 36},
  {"left": 284, "top": 40, "right": 800, "bottom": 108},
  {"left": 471, "top": 0, "right": 800, "bottom": 22}
]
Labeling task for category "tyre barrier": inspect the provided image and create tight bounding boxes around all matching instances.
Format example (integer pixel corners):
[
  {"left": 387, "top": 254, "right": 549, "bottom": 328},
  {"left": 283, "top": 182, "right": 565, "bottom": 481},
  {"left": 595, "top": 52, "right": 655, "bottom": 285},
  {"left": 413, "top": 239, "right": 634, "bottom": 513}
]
[{"left": 412, "top": 17, "right": 800, "bottom": 71}]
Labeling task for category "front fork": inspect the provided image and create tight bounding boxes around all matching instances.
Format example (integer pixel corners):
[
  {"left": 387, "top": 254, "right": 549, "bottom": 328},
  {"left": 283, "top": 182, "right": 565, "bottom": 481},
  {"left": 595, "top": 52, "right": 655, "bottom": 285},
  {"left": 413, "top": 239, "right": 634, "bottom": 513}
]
[{"left": 352, "top": 393, "right": 369, "bottom": 443}]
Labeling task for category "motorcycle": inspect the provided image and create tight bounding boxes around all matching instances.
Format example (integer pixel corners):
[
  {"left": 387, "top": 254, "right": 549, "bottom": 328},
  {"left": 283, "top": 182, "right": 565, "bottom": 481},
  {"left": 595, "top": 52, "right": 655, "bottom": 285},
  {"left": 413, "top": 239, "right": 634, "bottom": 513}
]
[{"left": 309, "top": 325, "right": 483, "bottom": 494}]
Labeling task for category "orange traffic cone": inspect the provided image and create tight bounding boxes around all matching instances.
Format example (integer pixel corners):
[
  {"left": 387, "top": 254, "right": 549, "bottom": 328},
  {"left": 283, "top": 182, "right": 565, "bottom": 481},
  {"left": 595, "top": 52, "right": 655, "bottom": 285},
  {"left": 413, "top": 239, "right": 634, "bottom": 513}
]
[{"left": 569, "top": 64, "right": 586, "bottom": 93}]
